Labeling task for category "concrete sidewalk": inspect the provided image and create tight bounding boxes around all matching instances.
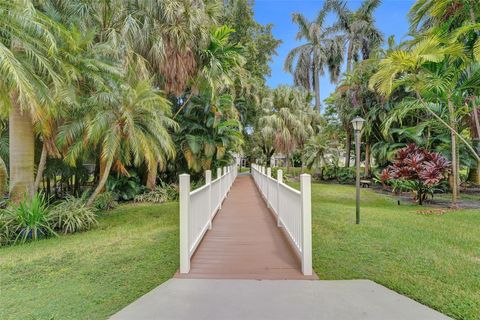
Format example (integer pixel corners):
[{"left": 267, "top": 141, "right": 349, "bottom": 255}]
[{"left": 110, "top": 279, "right": 451, "bottom": 320}]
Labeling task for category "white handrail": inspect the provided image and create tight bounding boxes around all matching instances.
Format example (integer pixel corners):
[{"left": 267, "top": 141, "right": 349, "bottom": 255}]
[
  {"left": 179, "top": 165, "right": 238, "bottom": 274},
  {"left": 251, "top": 163, "right": 312, "bottom": 276}
]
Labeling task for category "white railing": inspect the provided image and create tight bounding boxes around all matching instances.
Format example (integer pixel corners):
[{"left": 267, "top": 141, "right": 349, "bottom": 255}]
[
  {"left": 251, "top": 163, "right": 312, "bottom": 276},
  {"left": 179, "top": 165, "right": 237, "bottom": 273}
]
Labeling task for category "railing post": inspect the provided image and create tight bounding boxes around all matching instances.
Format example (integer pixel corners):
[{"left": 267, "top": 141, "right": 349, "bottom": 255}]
[
  {"left": 217, "top": 168, "right": 222, "bottom": 209},
  {"left": 277, "top": 170, "right": 283, "bottom": 227},
  {"left": 179, "top": 174, "right": 190, "bottom": 274},
  {"left": 223, "top": 166, "right": 227, "bottom": 197},
  {"left": 261, "top": 166, "right": 265, "bottom": 195},
  {"left": 300, "top": 174, "right": 312, "bottom": 276},
  {"left": 266, "top": 167, "right": 271, "bottom": 208},
  {"left": 206, "top": 170, "right": 212, "bottom": 230}
]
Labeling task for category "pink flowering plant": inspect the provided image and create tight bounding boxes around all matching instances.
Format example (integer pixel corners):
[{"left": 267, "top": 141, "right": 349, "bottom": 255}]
[{"left": 381, "top": 144, "right": 451, "bottom": 205}]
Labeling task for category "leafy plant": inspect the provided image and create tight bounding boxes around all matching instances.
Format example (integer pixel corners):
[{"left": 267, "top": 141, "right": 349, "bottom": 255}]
[
  {"left": 106, "top": 173, "right": 144, "bottom": 201},
  {"left": 4, "top": 193, "right": 56, "bottom": 243},
  {"left": 0, "top": 210, "right": 15, "bottom": 245},
  {"left": 134, "top": 183, "right": 178, "bottom": 204},
  {"left": 382, "top": 144, "right": 451, "bottom": 205},
  {"left": 337, "top": 167, "right": 356, "bottom": 184},
  {"left": 94, "top": 191, "right": 118, "bottom": 211},
  {"left": 50, "top": 196, "right": 98, "bottom": 234}
]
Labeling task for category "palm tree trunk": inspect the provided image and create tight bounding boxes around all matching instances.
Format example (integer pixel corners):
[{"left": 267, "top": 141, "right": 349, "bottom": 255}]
[
  {"left": 313, "top": 64, "right": 321, "bottom": 113},
  {"left": 346, "top": 42, "right": 354, "bottom": 74},
  {"left": 146, "top": 162, "right": 158, "bottom": 190},
  {"left": 448, "top": 99, "right": 458, "bottom": 207},
  {"left": 344, "top": 131, "right": 352, "bottom": 168},
  {"left": 9, "top": 97, "right": 35, "bottom": 203},
  {"left": 286, "top": 153, "right": 290, "bottom": 174},
  {"left": 468, "top": 0, "right": 477, "bottom": 25},
  {"left": 0, "top": 156, "right": 7, "bottom": 197},
  {"left": 34, "top": 142, "right": 48, "bottom": 193},
  {"left": 364, "top": 143, "right": 371, "bottom": 177},
  {"left": 87, "top": 158, "right": 114, "bottom": 207},
  {"left": 46, "top": 176, "right": 51, "bottom": 198},
  {"left": 98, "top": 158, "right": 107, "bottom": 192},
  {"left": 468, "top": 104, "right": 480, "bottom": 183}
]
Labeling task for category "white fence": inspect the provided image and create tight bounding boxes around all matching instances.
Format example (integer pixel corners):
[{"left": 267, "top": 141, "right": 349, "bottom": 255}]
[
  {"left": 179, "top": 165, "right": 237, "bottom": 273},
  {"left": 251, "top": 164, "right": 312, "bottom": 276}
]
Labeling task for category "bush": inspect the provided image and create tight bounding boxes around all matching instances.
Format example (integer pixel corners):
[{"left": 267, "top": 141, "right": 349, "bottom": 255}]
[
  {"left": 106, "top": 173, "right": 144, "bottom": 201},
  {"left": 2, "top": 193, "right": 56, "bottom": 244},
  {"left": 337, "top": 167, "right": 356, "bottom": 184},
  {"left": 382, "top": 144, "right": 450, "bottom": 205},
  {"left": 0, "top": 211, "right": 15, "bottom": 245},
  {"left": 50, "top": 196, "right": 98, "bottom": 234},
  {"left": 94, "top": 191, "right": 118, "bottom": 210},
  {"left": 134, "top": 182, "right": 178, "bottom": 204}
]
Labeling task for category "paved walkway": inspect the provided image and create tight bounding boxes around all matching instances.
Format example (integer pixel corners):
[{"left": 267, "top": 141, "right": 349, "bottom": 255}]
[
  {"left": 110, "top": 279, "right": 451, "bottom": 320},
  {"left": 176, "top": 175, "right": 316, "bottom": 280}
]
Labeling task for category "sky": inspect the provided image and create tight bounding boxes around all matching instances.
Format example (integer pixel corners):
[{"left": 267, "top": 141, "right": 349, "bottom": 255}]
[{"left": 253, "top": 0, "right": 415, "bottom": 103}]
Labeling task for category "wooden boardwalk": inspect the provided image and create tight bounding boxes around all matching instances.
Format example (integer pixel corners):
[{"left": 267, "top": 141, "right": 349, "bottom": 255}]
[{"left": 176, "top": 175, "right": 317, "bottom": 280}]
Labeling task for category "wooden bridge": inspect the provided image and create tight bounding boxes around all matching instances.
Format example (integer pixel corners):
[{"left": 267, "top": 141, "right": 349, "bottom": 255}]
[{"left": 177, "top": 165, "right": 316, "bottom": 280}]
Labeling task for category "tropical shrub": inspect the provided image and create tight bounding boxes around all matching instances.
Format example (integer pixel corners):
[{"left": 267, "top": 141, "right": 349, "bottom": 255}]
[
  {"left": 320, "top": 165, "right": 356, "bottom": 183},
  {"left": 0, "top": 211, "right": 15, "bottom": 245},
  {"left": 134, "top": 183, "right": 178, "bottom": 204},
  {"left": 106, "top": 173, "right": 144, "bottom": 201},
  {"left": 94, "top": 192, "right": 118, "bottom": 211},
  {"left": 50, "top": 196, "right": 98, "bottom": 234},
  {"left": 337, "top": 167, "right": 356, "bottom": 184},
  {"left": 381, "top": 144, "right": 450, "bottom": 205},
  {"left": 2, "top": 193, "right": 56, "bottom": 243}
]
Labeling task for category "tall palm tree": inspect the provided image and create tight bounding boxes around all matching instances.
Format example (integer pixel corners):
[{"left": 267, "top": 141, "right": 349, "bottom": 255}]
[
  {"left": 329, "top": 0, "right": 383, "bottom": 74},
  {"left": 58, "top": 76, "right": 177, "bottom": 206},
  {"left": 0, "top": 1, "right": 67, "bottom": 202},
  {"left": 284, "top": 8, "right": 344, "bottom": 113},
  {"left": 174, "top": 25, "right": 246, "bottom": 173}
]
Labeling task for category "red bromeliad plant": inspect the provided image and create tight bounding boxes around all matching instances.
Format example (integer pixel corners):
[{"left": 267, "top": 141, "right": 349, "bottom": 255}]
[{"left": 381, "top": 144, "right": 451, "bottom": 205}]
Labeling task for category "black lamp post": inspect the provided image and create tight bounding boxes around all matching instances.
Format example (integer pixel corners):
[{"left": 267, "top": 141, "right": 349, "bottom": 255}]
[{"left": 351, "top": 116, "right": 365, "bottom": 224}]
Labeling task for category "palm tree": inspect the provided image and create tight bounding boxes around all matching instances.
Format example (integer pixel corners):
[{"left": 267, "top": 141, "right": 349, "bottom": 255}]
[
  {"left": 409, "top": 0, "right": 479, "bottom": 32},
  {"left": 59, "top": 76, "right": 177, "bottom": 206},
  {"left": 329, "top": 0, "right": 383, "bottom": 74},
  {"left": 303, "top": 129, "right": 330, "bottom": 179},
  {"left": 259, "top": 86, "right": 316, "bottom": 172},
  {"left": 284, "top": 8, "right": 344, "bottom": 113},
  {"left": 0, "top": 1, "right": 67, "bottom": 202},
  {"left": 177, "top": 93, "right": 243, "bottom": 173},
  {"left": 173, "top": 25, "right": 247, "bottom": 173},
  {"left": 369, "top": 36, "right": 480, "bottom": 206}
]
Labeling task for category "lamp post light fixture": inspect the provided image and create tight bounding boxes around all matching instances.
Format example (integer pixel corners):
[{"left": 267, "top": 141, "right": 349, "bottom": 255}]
[{"left": 351, "top": 116, "right": 365, "bottom": 224}]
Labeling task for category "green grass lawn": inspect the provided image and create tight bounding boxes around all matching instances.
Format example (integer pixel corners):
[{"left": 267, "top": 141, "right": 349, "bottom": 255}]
[
  {"left": 239, "top": 166, "right": 250, "bottom": 173},
  {"left": 0, "top": 202, "right": 179, "bottom": 320},
  {"left": 1, "top": 184, "right": 479, "bottom": 320},
  {"left": 303, "top": 183, "right": 480, "bottom": 320}
]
